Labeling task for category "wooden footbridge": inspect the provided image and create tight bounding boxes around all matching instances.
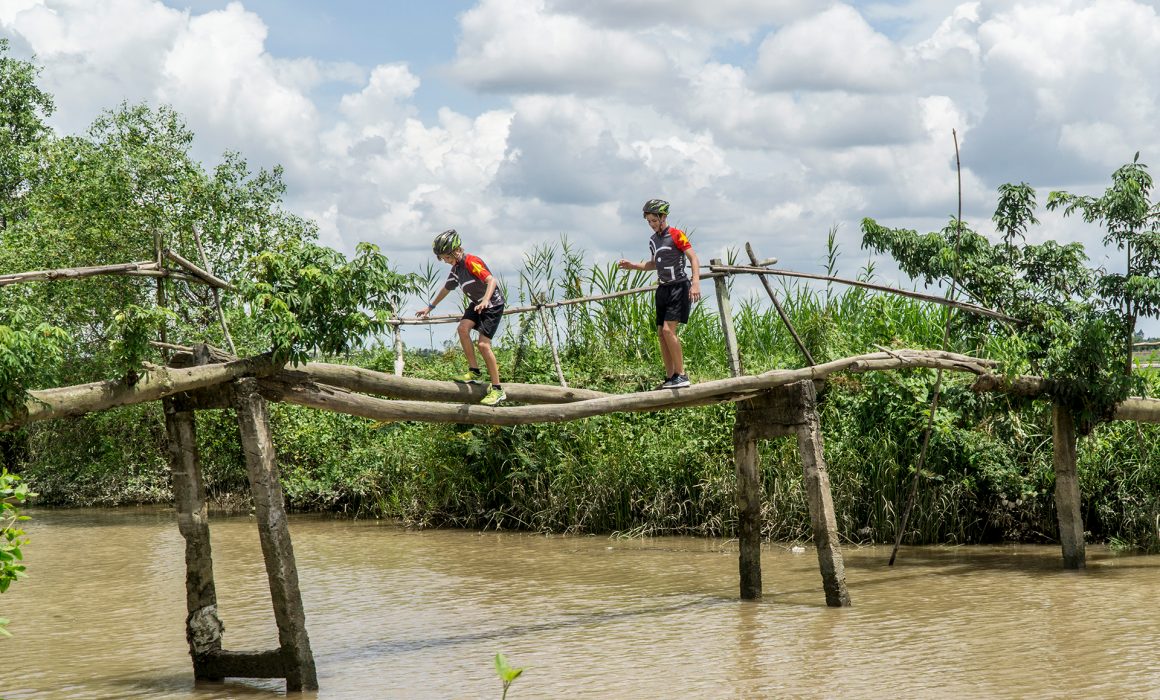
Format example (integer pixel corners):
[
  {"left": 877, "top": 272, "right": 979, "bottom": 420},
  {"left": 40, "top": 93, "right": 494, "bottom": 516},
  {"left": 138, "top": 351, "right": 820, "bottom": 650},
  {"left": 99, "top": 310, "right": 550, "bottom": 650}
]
[{"left": 4, "top": 248, "right": 1160, "bottom": 692}]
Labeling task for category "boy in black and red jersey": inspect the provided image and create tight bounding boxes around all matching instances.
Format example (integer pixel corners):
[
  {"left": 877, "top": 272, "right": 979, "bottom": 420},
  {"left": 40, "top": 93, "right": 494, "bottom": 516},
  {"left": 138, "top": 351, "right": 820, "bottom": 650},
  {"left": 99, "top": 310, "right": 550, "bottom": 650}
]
[
  {"left": 617, "top": 199, "right": 702, "bottom": 389},
  {"left": 415, "top": 229, "right": 506, "bottom": 406}
]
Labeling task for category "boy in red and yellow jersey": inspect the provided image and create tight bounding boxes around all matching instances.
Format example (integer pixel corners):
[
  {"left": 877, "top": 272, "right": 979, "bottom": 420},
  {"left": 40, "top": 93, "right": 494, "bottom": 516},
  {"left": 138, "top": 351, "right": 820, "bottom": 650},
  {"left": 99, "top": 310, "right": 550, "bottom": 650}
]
[
  {"left": 617, "top": 199, "right": 701, "bottom": 389},
  {"left": 415, "top": 229, "right": 506, "bottom": 405}
]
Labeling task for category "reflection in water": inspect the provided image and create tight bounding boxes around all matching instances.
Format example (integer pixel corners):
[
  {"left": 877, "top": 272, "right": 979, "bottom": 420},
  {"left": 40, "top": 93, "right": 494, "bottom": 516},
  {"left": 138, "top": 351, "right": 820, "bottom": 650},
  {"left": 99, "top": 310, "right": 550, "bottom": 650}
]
[{"left": 2, "top": 508, "right": 1160, "bottom": 699}]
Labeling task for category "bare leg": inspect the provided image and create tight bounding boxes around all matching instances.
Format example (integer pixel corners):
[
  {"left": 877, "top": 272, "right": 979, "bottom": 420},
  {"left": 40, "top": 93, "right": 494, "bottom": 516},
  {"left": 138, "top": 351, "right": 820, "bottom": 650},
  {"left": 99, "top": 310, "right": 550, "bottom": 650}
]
[
  {"left": 457, "top": 319, "right": 479, "bottom": 369},
  {"left": 660, "top": 320, "right": 684, "bottom": 375},
  {"left": 477, "top": 335, "right": 500, "bottom": 385},
  {"left": 657, "top": 326, "right": 674, "bottom": 377}
]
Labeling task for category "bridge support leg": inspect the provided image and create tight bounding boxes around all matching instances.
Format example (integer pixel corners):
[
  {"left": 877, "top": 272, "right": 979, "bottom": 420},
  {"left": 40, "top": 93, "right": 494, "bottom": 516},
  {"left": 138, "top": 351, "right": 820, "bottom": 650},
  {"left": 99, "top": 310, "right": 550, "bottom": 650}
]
[
  {"left": 233, "top": 377, "right": 319, "bottom": 691},
  {"left": 734, "top": 380, "right": 850, "bottom": 607},
  {"left": 733, "top": 419, "right": 762, "bottom": 600},
  {"left": 163, "top": 395, "right": 225, "bottom": 679},
  {"left": 1053, "top": 403, "right": 1085, "bottom": 569},
  {"left": 795, "top": 382, "right": 851, "bottom": 607}
]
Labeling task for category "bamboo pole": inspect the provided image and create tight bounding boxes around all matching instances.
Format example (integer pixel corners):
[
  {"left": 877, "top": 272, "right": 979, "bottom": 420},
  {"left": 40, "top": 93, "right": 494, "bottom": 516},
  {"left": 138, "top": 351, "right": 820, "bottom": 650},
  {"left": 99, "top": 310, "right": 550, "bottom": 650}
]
[
  {"left": 745, "top": 242, "right": 815, "bottom": 366},
  {"left": 190, "top": 226, "right": 238, "bottom": 355},
  {"left": 0, "top": 260, "right": 161, "bottom": 286},
  {"left": 710, "top": 260, "right": 742, "bottom": 377},
  {"left": 163, "top": 248, "right": 234, "bottom": 290},
  {"left": 708, "top": 264, "right": 1020, "bottom": 323}
]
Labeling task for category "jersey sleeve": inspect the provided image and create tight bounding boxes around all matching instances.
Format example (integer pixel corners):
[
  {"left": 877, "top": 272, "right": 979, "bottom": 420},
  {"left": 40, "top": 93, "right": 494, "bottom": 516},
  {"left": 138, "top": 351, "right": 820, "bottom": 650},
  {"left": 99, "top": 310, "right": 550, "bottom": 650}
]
[
  {"left": 442, "top": 268, "right": 459, "bottom": 291},
  {"left": 464, "top": 254, "right": 493, "bottom": 283},
  {"left": 669, "top": 228, "right": 692, "bottom": 252}
]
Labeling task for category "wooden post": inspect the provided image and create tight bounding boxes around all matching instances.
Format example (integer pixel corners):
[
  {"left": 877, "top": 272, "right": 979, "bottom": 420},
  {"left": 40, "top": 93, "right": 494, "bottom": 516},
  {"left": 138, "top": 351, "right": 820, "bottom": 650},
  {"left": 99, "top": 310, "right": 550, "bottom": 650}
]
[
  {"left": 1053, "top": 403, "right": 1085, "bottom": 569},
  {"left": 233, "top": 377, "right": 318, "bottom": 691},
  {"left": 793, "top": 381, "right": 851, "bottom": 607},
  {"left": 710, "top": 259, "right": 742, "bottom": 377},
  {"left": 744, "top": 242, "right": 815, "bottom": 366},
  {"left": 733, "top": 415, "right": 762, "bottom": 600},
  {"left": 162, "top": 394, "right": 225, "bottom": 679},
  {"left": 393, "top": 325, "right": 405, "bottom": 377}
]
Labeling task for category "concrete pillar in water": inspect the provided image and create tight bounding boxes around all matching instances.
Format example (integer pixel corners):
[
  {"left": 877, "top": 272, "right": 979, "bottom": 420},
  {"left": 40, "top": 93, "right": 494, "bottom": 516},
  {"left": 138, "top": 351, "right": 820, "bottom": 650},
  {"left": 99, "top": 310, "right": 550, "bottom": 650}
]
[
  {"left": 733, "top": 417, "right": 762, "bottom": 599},
  {"left": 233, "top": 377, "right": 319, "bottom": 691},
  {"left": 794, "top": 381, "right": 851, "bottom": 607},
  {"left": 162, "top": 394, "right": 225, "bottom": 678},
  {"left": 1053, "top": 404, "right": 1085, "bottom": 569},
  {"left": 733, "top": 380, "right": 851, "bottom": 607}
]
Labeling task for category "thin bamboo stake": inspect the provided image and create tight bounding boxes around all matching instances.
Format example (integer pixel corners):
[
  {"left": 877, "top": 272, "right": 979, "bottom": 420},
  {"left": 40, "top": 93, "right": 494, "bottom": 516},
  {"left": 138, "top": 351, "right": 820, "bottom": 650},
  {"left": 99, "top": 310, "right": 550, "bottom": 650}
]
[
  {"left": 710, "top": 260, "right": 742, "bottom": 377},
  {"left": 889, "top": 129, "right": 965, "bottom": 567},
  {"left": 745, "top": 242, "right": 815, "bottom": 366},
  {"left": 535, "top": 299, "right": 568, "bottom": 388},
  {"left": 190, "top": 226, "right": 237, "bottom": 355}
]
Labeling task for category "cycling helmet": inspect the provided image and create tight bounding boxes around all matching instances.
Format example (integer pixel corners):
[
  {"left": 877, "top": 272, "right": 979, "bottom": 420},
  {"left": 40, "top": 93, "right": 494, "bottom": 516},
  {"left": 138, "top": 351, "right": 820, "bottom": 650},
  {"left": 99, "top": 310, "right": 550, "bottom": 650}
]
[
  {"left": 642, "top": 199, "right": 670, "bottom": 217},
  {"left": 432, "top": 229, "right": 461, "bottom": 256}
]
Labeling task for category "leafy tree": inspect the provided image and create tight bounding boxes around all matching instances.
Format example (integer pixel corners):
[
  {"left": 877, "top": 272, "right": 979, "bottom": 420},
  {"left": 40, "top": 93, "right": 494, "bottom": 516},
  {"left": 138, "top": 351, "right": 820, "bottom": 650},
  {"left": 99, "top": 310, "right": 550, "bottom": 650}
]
[
  {"left": 239, "top": 240, "right": 420, "bottom": 365},
  {"left": 0, "top": 39, "right": 54, "bottom": 230},
  {"left": 863, "top": 180, "right": 1141, "bottom": 433},
  {"left": 1047, "top": 154, "right": 1160, "bottom": 374}
]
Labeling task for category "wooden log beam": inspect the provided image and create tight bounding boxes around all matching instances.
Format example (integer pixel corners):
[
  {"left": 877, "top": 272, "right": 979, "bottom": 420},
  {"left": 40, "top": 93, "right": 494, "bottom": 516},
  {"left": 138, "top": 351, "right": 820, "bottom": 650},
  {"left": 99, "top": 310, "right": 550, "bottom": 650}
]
[
  {"left": 263, "top": 350, "right": 999, "bottom": 427},
  {"left": 287, "top": 363, "right": 608, "bottom": 404},
  {"left": 0, "top": 354, "right": 283, "bottom": 431}
]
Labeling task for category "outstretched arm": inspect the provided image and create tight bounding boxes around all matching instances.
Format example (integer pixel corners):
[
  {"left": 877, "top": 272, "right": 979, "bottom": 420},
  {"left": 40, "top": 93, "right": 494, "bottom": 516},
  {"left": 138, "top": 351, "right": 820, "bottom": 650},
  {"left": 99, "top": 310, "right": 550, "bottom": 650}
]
[{"left": 416, "top": 287, "right": 451, "bottom": 318}]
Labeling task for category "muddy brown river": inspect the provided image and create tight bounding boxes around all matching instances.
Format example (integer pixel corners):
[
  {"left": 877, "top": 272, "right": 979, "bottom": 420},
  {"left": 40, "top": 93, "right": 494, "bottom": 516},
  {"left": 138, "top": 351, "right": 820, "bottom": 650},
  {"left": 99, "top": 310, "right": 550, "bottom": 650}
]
[{"left": 2, "top": 507, "right": 1158, "bottom": 698}]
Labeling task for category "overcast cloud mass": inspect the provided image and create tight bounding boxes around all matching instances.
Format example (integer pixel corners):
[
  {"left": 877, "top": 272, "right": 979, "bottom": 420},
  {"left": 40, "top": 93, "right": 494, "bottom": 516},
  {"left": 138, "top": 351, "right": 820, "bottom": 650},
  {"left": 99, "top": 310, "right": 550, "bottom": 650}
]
[{"left": 3, "top": 0, "right": 1159, "bottom": 330}]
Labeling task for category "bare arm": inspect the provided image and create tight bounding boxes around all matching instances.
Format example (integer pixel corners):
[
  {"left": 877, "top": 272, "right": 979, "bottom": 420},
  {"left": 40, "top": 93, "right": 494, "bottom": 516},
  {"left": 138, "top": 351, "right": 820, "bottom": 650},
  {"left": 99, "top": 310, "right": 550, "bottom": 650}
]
[
  {"left": 617, "top": 258, "right": 657, "bottom": 271},
  {"left": 685, "top": 247, "right": 701, "bottom": 302},
  {"left": 474, "top": 276, "right": 498, "bottom": 312},
  {"left": 415, "top": 286, "right": 452, "bottom": 318}
]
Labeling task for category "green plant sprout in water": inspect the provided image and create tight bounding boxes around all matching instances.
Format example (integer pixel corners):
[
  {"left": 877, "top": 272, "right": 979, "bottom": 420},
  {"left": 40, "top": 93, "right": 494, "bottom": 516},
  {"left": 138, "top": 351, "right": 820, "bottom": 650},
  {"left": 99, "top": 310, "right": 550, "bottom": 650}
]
[{"left": 494, "top": 652, "right": 525, "bottom": 699}]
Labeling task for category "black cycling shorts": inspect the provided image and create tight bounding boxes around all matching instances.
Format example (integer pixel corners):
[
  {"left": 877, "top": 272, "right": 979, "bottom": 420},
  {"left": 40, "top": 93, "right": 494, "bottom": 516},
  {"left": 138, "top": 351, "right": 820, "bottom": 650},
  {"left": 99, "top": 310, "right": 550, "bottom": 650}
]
[
  {"left": 655, "top": 279, "right": 691, "bottom": 327},
  {"left": 463, "top": 303, "right": 504, "bottom": 339}
]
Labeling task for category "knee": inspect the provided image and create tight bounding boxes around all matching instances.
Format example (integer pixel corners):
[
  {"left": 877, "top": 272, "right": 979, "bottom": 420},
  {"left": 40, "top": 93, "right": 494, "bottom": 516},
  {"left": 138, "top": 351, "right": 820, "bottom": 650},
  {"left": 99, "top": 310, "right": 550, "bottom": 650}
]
[{"left": 477, "top": 337, "right": 492, "bottom": 352}]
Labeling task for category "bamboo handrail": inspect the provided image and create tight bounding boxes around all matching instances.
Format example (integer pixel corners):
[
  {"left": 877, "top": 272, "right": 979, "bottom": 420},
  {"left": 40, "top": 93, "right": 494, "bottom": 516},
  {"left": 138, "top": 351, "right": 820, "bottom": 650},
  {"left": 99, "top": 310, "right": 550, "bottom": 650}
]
[
  {"left": 0, "top": 261, "right": 161, "bottom": 286},
  {"left": 162, "top": 249, "right": 234, "bottom": 290},
  {"left": 707, "top": 264, "right": 1021, "bottom": 323}
]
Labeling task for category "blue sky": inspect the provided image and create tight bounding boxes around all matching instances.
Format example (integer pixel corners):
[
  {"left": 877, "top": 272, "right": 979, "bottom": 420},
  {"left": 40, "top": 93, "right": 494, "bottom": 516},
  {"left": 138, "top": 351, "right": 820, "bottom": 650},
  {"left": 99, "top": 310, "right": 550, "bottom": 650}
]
[{"left": 3, "top": 0, "right": 1160, "bottom": 335}]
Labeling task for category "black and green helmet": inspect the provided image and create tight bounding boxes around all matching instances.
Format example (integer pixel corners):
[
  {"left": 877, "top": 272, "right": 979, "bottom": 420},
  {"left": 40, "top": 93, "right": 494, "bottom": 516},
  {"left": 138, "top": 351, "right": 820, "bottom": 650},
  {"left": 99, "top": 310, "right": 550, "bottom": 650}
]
[
  {"left": 432, "top": 228, "right": 461, "bottom": 256},
  {"left": 642, "top": 198, "right": 670, "bottom": 217}
]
